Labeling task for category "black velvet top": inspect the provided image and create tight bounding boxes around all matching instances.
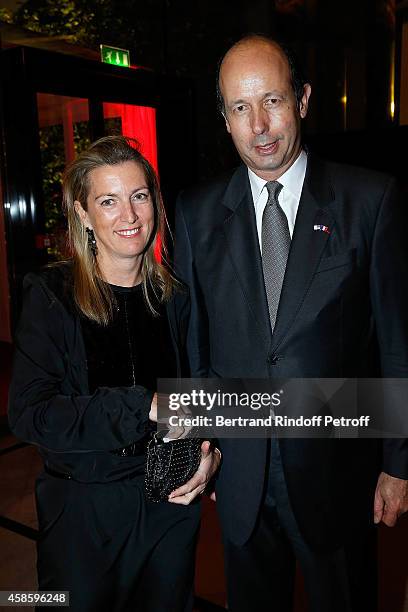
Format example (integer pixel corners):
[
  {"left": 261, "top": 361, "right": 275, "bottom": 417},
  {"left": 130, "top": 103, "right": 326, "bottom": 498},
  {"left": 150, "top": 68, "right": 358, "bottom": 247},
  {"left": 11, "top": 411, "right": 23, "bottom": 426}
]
[
  {"left": 81, "top": 283, "right": 176, "bottom": 394},
  {"left": 9, "top": 264, "right": 189, "bottom": 483},
  {"left": 80, "top": 283, "right": 177, "bottom": 465}
]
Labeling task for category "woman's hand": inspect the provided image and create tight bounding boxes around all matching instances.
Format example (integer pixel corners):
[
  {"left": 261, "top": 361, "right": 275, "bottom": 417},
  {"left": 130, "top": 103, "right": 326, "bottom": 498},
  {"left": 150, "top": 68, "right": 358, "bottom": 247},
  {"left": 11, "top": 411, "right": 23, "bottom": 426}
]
[
  {"left": 149, "top": 393, "right": 158, "bottom": 422},
  {"left": 149, "top": 393, "right": 193, "bottom": 439},
  {"left": 168, "top": 442, "right": 222, "bottom": 505}
]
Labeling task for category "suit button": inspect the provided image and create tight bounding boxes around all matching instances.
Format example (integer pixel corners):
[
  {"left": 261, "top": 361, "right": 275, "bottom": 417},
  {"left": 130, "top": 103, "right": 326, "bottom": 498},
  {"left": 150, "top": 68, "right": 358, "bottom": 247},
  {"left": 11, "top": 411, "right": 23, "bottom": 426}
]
[{"left": 267, "top": 355, "right": 277, "bottom": 365}]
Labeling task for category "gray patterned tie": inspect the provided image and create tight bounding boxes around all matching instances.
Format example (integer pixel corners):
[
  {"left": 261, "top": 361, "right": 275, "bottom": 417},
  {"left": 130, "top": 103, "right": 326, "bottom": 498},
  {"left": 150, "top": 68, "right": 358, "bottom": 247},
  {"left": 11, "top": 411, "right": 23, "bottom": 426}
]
[{"left": 261, "top": 181, "right": 290, "bottom": 333}]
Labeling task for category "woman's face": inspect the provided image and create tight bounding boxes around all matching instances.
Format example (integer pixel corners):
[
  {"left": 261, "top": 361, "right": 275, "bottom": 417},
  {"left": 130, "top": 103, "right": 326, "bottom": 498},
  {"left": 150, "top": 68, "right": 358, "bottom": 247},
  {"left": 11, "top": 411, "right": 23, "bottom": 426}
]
[{"left": 75, "top": 161, "right": 155, "bottom": 275}]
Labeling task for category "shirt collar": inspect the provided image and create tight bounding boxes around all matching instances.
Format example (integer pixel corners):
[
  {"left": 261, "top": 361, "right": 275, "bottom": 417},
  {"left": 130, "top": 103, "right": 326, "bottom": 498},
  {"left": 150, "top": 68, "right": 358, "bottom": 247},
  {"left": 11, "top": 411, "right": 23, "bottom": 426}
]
[{"left": 248, "top": 149, "right": 308, "bottom": 204}]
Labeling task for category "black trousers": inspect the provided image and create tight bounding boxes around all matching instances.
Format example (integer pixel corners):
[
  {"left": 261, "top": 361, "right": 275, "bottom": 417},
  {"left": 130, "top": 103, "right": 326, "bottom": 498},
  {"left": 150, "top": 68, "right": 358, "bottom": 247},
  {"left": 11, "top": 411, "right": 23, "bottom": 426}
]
[
  {"left": 35, "top": 472, "right": 201, "bottom": 612},
  {"left": 223, "top": 441, "right": 377, "bottom": 612}
]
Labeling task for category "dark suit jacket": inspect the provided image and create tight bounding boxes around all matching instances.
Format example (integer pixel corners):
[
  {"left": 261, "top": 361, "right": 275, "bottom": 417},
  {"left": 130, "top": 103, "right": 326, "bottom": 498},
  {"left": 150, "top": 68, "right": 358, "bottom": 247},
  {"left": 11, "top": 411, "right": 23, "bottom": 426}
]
[{"left": 174, "top": 154, "right": 408, "bottom": 551}]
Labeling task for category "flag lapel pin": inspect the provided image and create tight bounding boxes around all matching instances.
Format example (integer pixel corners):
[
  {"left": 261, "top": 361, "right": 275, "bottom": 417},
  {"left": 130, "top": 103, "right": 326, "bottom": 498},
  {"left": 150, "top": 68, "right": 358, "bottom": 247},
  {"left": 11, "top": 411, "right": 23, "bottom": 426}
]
[{"left": 313, "top": 224, "right": 330, "bottom": 234}]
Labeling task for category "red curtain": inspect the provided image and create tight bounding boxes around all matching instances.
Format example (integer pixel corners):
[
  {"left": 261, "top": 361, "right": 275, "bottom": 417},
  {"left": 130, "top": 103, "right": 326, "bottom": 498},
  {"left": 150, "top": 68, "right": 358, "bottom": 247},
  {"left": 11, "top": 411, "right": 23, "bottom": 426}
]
[
  {"left": 103, "top": 103, "right": 158, "bottom": 173},
  {"left": 103, "top": 103, "right": 161, "bottom": 260}
]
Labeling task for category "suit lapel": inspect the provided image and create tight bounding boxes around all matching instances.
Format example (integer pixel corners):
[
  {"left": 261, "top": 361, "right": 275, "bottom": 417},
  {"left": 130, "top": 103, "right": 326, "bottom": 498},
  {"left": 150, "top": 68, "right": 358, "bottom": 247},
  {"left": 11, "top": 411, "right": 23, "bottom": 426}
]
[
  {"left": 271, "top": 155, "right": 335, "bottom": 352},
  {"left": 218, "top": 156, "right": 335, "bottom": 354},
  {"left": 221, "top": 166, "right": 272, "bottom": 347}
]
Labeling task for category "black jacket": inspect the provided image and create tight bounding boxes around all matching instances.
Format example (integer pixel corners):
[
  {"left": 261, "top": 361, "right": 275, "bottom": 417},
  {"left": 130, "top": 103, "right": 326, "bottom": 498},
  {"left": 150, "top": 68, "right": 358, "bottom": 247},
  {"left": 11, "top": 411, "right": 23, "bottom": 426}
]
[
  {"left": 174, "top": 155, "right": 408, "bottom": 550},
  {"left": 8, "top": 263, "right": 189, "bottom": 483}
]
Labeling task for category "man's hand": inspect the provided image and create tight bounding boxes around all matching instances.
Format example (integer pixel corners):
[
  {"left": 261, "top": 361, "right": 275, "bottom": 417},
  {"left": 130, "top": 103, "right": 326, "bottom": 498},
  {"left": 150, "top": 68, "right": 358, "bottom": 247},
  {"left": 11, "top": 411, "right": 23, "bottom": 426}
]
[
  {"left": 168, "top": 442, "right": 221, "bottom": 505},
  {"left": 373, "top": 471, "right": 408, "bottom": 526}
]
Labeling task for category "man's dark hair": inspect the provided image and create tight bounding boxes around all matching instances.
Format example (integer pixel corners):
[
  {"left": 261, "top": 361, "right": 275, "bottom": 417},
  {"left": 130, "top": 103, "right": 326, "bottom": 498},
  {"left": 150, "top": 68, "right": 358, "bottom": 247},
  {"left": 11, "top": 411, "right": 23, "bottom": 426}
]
[{"left": 216, "top": 34, "right": 309, "bottom": 115}]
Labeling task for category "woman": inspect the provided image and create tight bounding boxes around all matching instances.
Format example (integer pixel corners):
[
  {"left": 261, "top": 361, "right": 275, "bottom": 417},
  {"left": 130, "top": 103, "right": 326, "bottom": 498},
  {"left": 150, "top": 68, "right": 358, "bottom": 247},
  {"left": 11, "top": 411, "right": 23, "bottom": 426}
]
[{"left": 8, "top": 136, "right": 218, "bottom": 611}]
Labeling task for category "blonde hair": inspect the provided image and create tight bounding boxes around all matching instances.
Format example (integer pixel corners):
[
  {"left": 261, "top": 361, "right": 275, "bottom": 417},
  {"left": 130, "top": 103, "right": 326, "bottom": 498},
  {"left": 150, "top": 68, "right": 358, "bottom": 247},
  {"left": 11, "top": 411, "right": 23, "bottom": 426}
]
[{"left": 63, "top": 135, "right": 176, "bottom": 325}]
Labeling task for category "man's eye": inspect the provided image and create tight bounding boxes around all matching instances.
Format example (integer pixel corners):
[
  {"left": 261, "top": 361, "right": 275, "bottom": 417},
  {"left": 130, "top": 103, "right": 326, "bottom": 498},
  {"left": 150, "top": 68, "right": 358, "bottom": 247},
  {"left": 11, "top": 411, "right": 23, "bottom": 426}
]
[
  {"left": 266, "top": 98, "right": 280, "bottom": 106},
  {"left": 234, "top": 105, "right": 247, "bottom": 113}
]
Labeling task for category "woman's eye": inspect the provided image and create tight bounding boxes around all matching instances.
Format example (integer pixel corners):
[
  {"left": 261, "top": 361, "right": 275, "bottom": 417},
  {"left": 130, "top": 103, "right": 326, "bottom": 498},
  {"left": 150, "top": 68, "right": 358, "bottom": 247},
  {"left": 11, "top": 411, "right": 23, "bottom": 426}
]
[
  {"left": 133, "top": 191, "right": 150, "bottom": 202},
  {"left": 101, "top": 199, "right": 115, "bottom": 207}
]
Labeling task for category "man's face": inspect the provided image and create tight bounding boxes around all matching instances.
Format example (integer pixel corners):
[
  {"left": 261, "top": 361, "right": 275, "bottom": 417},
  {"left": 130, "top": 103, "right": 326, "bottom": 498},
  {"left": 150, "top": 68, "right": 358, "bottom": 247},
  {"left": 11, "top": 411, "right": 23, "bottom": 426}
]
[{"left": 219, "top": 41, "right": 311, "bottom": 180}]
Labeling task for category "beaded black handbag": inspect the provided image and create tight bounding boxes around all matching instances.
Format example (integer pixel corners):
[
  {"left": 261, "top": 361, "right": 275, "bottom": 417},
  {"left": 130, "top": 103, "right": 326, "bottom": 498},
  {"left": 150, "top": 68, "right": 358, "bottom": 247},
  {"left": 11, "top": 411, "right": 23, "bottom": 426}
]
[{"left": 145, "top": 432, "right": 202, "bottom": 502}]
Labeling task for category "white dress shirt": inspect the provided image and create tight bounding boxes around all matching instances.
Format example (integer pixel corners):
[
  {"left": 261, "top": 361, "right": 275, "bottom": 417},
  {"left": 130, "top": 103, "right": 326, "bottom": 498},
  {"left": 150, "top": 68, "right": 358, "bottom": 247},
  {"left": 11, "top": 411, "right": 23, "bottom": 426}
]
[{"left": 248, "top": 150, "right": 307, "bottom": 252}]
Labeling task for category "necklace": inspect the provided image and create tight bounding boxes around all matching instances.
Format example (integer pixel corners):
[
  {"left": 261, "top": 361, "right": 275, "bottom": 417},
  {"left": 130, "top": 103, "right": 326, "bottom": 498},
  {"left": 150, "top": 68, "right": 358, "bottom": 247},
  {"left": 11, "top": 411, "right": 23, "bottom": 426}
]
[{"left": 122, "top": 295, "right": 136, "bottom": 387}]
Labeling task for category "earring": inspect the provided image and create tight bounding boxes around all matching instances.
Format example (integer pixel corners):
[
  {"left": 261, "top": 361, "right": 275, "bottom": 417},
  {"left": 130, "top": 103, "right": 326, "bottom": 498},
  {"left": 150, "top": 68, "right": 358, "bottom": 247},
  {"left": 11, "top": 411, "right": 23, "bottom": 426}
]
[{"left": 85, "top": 227, "right": 97, "bottom": 256}]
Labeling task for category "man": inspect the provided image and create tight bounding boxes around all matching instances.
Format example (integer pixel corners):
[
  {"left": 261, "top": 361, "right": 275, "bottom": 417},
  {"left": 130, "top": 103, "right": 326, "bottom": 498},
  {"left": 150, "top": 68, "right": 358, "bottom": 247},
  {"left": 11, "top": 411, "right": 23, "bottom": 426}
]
[{"left": 172, "top": 35, "right": 408, "bottom": 611}]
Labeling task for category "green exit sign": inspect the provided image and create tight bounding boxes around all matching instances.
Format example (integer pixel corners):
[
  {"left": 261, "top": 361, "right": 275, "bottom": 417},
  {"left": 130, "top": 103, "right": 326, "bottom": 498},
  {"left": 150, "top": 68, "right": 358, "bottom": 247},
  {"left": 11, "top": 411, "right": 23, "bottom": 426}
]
[{"left": 100, "top": 45, "right": 130, "bottom": 68}]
